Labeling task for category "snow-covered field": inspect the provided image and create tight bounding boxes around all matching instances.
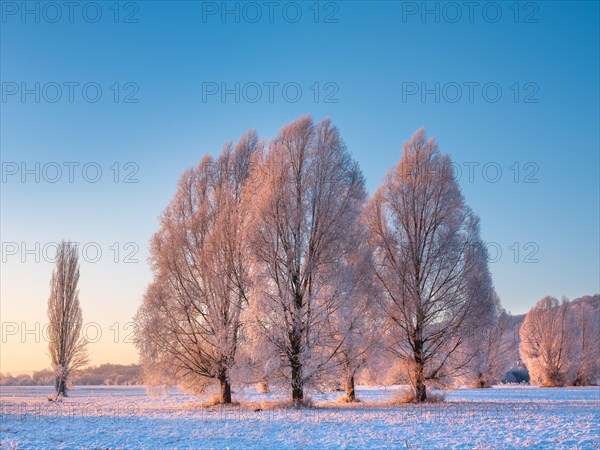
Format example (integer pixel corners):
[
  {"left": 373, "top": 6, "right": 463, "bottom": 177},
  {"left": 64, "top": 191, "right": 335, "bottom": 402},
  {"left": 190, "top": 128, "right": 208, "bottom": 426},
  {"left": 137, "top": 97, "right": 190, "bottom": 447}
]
[{"left": 1, "top": 385, "right": 599, "bottom": 449}]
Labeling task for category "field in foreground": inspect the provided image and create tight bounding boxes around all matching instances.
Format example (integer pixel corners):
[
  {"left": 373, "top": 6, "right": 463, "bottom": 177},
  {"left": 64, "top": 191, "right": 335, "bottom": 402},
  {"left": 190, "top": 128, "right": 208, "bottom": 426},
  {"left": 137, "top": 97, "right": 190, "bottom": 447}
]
[{"left": 1, "top": 385, "right": 599, "bottom": 449}]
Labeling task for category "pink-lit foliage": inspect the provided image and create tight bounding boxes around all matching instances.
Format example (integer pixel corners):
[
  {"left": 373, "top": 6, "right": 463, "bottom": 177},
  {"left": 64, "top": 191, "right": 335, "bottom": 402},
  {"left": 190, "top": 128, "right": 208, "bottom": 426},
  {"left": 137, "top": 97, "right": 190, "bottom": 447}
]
[
  {"left": 134, "top": 118, "right": 597, "bottom": 405},
  {"left": 243, "top": 116, "right": 367, "bottom": 404},
  {"left": 135, "top": 131, "right": 261, "bottom": 403},
  {"left": 520, "top": 295, "right": 600, "bottom": 387},
  {"left": 365, "top": 128, "right": 497, "bottom": 402}
]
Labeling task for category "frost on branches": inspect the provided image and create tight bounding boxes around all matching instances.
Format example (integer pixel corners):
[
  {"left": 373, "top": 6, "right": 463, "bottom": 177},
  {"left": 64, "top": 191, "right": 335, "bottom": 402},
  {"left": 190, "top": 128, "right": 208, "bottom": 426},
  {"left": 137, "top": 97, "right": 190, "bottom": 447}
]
[
  {"left": 47, "top": 241, "right": 89, "bottom": 399},
  {"left": 135, "top": 131, "right": 260, "bottom": 403},
  {"left": 454, "top": 238, "right": 514, "bottom": 389},
  {"left": 520, "top": 295, "right": 600, "bottom": 387},
  {"left": 132, "top": 117, "right": 597, "bottom": 404},
  {"left": 244, "top": 116, "right": 367, "bottom": 404},
  {"left": 365, "top": 128, "right": 497, "bottom": 402}
]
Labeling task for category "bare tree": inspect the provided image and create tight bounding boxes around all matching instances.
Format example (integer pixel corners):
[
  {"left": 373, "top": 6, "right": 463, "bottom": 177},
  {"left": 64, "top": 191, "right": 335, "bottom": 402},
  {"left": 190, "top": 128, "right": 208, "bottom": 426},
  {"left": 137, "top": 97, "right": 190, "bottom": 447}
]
[
  {"left": 246, "top": 116, "right": 366, "bottom": 404},
  {"left": 519, "top": 296, "right": 574, "bottom": 387},
  {"left": 365, "top": 128, "right": 489, "bottom": 402},
  {"left": 571, "top": 296, "right": 600, "bottom": 385},
  {"left": 459, "top": 305, "right": 515, "bottom": 388},
  {"left": 47, "top": 241, "right": 88, "bottom": 398},
  {"left": 135, "top": 131, "right": 260, "bottom": 403},
  {"left": 455, "top": 238, "right": 513, "bottom": 388},
  {"left": 328, "top": 231, "right": 380, "bottom": 402}
]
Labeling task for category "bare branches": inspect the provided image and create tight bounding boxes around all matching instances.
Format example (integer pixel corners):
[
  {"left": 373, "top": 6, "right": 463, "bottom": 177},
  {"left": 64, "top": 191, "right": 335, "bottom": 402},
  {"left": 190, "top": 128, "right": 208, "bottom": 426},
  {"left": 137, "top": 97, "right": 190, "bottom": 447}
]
[
  {"left": 47, "top": 241, "right": 89, "bottom": 398},
  {"left": 366, "top": 128, "right": 493, "bottom": 401},
  {"left": 134, "top": 121, "right": 542, "bottom": 402},
  {"left": 520, "top": 295, "right": 600, "bottom": 387},
  {"left": 135, "top": 131, "right": 261, "bottom": 403},
  {"left": 245, "top": 116, "right": 366, "bottom": 403}
]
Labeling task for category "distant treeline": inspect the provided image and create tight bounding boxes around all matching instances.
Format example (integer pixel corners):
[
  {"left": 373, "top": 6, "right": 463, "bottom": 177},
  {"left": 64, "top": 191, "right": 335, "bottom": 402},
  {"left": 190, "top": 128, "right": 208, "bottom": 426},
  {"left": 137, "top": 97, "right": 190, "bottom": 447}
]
[{"left": 0, "top": 364, "right": 142, "bottom": 386}]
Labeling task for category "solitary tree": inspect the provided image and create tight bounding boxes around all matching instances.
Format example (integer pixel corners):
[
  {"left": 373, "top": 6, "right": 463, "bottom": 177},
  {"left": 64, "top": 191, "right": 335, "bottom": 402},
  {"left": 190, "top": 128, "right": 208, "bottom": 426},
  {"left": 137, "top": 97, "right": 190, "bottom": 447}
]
[
  {"left": 135, "top": 131, "right": 260, "bottom": 403},
  {"left": 47, "top": 241, "right": 88, "bottom": 398},
  {"left": 366, "top": 128, "right": 491, "bottom": 402},
  {"left": 246, "top": 116, "right": 366, "bottom": 404}
]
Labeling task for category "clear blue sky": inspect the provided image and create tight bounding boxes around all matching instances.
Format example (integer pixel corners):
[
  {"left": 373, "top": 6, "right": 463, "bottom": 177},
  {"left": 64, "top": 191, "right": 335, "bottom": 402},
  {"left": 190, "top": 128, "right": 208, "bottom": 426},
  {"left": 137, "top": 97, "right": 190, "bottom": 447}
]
[{"left": 1, "top": 1, "right": 598, "bottom": 371}]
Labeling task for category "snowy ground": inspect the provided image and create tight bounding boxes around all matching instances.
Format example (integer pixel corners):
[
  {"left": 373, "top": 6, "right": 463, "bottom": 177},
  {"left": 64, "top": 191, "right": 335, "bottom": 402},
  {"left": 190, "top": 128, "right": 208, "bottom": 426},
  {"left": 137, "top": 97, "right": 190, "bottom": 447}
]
[{"left": 1, "top": 385, "right": 599, "bottom": 449}]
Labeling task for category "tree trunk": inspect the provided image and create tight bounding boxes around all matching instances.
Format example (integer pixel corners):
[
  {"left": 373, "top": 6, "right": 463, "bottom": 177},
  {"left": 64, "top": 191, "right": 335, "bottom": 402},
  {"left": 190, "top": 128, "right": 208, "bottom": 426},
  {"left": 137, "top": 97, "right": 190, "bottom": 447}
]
[
  {"left": 290, "top": 339, "right": 304, "bottom": 404},
  {"left": 55, "top": 377, "right": 67, "bottom": 397},
  {"left": 414, "top": 336, "right": 427, "bottom": 402},
  {"left": 478, "top": 373, "right": 486, "bottom": 388},
  {"left": 290, "top": 300, "right": 304, "bottom": 405},
  {"left": 415, "top": 377, "right": 427, "bottom": 403},
  {"left": 218, "top": 369, "right": 232, "bottom": 404},
  {"left": 291, "top": 361, "right": 304, "bottom": 404},
  {"left": 345, "top": 374, "right": 356, "bottom": 402}
]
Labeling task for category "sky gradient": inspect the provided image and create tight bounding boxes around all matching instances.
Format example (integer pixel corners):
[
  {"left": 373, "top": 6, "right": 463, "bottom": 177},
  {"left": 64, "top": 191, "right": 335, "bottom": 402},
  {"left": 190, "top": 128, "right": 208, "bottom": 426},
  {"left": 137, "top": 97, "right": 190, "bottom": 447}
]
[{"left": 1, "top": 1, "right": 599, "bottom": 373}]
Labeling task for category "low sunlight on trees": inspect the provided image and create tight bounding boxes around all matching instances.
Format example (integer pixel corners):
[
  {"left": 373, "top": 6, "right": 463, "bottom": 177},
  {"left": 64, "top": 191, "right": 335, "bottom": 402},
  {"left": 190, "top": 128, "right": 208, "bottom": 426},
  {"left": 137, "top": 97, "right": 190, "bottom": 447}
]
[
  {"left": 571, "top": 296, "right": 600, "bottom": 385},
  {"left": 455, "top": 239, "right": 514, "bottom": 388},
  {"left": 131, "top": 117, "right": 599, "bottom": 403},
  {"left": 47, "top": 241, "right": 89, "bottom": 398},
  {"left": 328, "top": 231, "right": 380, "bottom": 402},
  {"left": 245, "top": 116, "right": 366, "bottom": 404},
  {"left": 520, "top": 295, "right": 600, "bottom": 387},
  {"left": 365, "top": 128, "right": 493, "bottom": 402},
  {"left": 135, "top": 131, "right": 260, "bottom": 403},
  {"left": 520, "top": 296, "right": 574, "bottom": 387}
]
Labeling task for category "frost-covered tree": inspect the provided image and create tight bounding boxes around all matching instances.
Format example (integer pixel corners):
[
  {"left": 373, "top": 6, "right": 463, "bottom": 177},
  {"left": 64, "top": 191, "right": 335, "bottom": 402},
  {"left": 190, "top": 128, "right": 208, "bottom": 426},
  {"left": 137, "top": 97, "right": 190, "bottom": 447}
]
[
  {"left": 459, "top": 304, "right": 514, "bottom": 388},
  {"left": 519, "top": 296, "right": 574, "bottom": 387},
  {"left": 571, "top": 295, "right": 600, "bottom": 385},
  {"left": 47, "top": 241, "right": 88, "bottom": 398},
  {"left": 328, "top": 232, "right": 380, "bottom": 402},
  {"left": 135, "top": 131, "right": 260, "bottom": 403},
  {"left": 366, "top": 128, "right": 490, "bottom": 402},
  {"left": 455, "top": 236, "right": 514, "bottom": 388},
  {"left": 245, "top": 116, "right": 366, "bottom": 404},
  {"left": 520, "top": 295, "right": 600, "bottom": 387}
]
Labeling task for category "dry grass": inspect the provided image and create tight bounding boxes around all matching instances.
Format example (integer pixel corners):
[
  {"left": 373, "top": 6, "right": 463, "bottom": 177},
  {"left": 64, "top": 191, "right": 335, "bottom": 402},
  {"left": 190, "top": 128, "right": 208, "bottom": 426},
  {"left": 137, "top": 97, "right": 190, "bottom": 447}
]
[
  {"left": 335, "top": 394, "right": 362, "bottom": 404},
  {"left": 385, "top": 387, "right": 446, "bottom": 405},
  {"left": 47, "top": 393, "right": 63, "bottom": 402},
  {"left": 157, "top": 388, "right": 448, "bottom": 413},
  {"left": 257, "top": 396, "right": 315, "bottom": 409},
  {"left": 256, "top": 382, "right": 270, "bottom": 394}
]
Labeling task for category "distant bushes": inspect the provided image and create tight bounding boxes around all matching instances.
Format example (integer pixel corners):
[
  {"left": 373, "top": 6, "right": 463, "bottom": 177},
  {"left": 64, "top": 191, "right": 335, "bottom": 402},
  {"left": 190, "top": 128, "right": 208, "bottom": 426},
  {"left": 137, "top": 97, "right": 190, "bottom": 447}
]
[
  {"left": 0, "top": 372, "right": 48, "bottom": 386},
  {"left": 503, "top": 368, "right": 530, "bottom": 384},
  {"left": 520, "top": 295, "right": 600, "bottom": 387},
  {"left": 0, "top": 364, "right": 142, "bottom": 386}
]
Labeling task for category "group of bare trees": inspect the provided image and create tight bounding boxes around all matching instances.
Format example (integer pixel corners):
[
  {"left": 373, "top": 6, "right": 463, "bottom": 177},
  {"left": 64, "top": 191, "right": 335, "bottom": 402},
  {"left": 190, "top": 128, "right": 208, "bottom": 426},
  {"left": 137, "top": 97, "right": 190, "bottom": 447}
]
[
  {"left": 134, "top": 116, "right": 513, "bottom": 404},
  {"left": 43, "top": 118, "right": 598, "bottom": 402},
  {"left": 519, "top": 295, "right": 600, "bottom": 387}
]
